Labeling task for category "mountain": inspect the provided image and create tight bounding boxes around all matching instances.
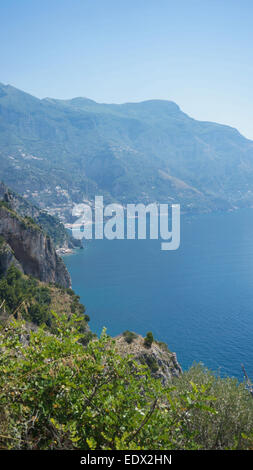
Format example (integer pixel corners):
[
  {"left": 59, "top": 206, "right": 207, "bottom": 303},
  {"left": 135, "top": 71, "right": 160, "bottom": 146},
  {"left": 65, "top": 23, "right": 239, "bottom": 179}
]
[{"left": 1, "top": 82, "right": 253, "bottom": 219}]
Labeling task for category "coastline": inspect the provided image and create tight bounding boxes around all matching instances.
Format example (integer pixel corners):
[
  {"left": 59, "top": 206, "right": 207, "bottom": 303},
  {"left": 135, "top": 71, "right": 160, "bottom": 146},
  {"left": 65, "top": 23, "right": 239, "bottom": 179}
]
[{"left": 56, "top": 247, "right": 74, "bottom": 256}]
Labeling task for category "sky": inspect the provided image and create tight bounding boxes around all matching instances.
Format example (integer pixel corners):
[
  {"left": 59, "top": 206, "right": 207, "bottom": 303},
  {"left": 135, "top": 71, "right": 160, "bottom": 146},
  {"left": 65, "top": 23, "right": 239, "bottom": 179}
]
[{"left": 0, "top": 0, "right": 253, "bottom": 138}]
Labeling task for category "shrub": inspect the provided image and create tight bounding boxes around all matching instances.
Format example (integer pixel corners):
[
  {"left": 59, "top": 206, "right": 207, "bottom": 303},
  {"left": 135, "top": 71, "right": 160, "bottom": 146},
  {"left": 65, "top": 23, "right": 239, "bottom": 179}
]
[
  {"left": 144, "top": 331, "right": 154, "bottom": 348},
  {"left": 0, "top": 266, "right": 52, "bottom": 326},
  {"left": 171, "top": 363, "right": 253, "bottom": 450},
  {"left": 140, "top": 355, "right": 159, "bottom": 373},
  {"left": 123, "top": 330, "right": 137, "bottom": 344},
  {"left": 155, "top": 340, "right": 171, "bottom": 353},
  {"left": 0, "top": 315, "right": 252, "bottom": 450}
]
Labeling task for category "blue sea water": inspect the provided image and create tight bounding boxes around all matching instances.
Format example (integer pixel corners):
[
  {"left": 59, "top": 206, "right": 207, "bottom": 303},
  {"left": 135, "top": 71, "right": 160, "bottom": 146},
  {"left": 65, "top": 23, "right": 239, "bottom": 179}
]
[{"left": 64, "top": 209, "right": 253, "bottom": 380}]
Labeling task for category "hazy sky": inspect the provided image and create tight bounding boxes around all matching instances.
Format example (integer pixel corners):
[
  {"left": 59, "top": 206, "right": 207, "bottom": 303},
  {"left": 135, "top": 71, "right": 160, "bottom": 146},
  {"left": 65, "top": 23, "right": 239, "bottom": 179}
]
[{"left": 1, "top": 0, "right": 253, "bottom": 138}]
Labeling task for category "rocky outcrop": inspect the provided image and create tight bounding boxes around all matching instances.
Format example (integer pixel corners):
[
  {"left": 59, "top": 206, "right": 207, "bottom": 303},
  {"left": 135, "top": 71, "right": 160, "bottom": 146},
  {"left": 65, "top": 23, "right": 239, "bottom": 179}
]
[
  {"left": 0, "top": 181, "right": 81, "bottom": 250},
  {"left": 0, "top": 205, "right": 71, "bottom": 288},
  {"left": 114, "top": 334, "right": 182, "bottom": 385},
  {"left": 0, "top": 239, "right": 23, "bottom": 277},
  {"left": 0, "top": 181, "right": 39, "bottom": 219}
]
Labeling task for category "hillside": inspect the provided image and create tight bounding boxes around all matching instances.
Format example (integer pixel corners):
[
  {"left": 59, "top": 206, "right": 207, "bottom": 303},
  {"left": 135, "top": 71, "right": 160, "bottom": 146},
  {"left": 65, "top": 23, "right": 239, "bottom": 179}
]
[
  {"left": 1, "top": 83, "right": 253, "bottom": 219},
  {"left": 0, "top": 187, "right": 90, "bottom": 337},
  {"left": 0, "top": 200, "right": 71, "bottom": 287},
  {"left": 0, "top": 181, "right": 80, "bottom": 250}
]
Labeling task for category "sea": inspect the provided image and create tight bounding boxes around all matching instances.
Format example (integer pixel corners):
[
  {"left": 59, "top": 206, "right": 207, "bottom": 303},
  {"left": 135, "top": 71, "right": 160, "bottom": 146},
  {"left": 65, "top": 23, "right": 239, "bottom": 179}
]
[{"left": 64, "top": 208, "right": 253, "bottom": 380}]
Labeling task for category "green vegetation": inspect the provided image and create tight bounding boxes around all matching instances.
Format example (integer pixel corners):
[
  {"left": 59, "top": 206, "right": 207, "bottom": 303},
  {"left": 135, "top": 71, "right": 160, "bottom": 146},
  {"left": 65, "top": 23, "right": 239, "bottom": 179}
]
[
  {"left": 0, "top": 202, "right": 41, "bottom": 232},
  {"left": 172, "top": 364, "right": 253, "bottom": 450},
  {"left": 140, "top": 355, "right": 159, "bottom": 374},
  {"left": 21, "top": 216, "right": 41, "bottom": 231},
  {"left": 155, "top": 340, "right": 171, "bottom": 353},
  {"left": 123, "top": 330, "right": 138, "bottom": 344},
  {"left": 144, "top": 331, "right": 154, "bottom": 348},
  {"left": 0, "top": 266, "right": 52, "bottom": 326},
  {"left": 0, "top": 200, "right": 11, "bottom": 210},
  {"left": 0, "top": 313, "right": 252, "bottom": 450},
  {"left": 37, "top": 212, "right": 71, "bottom": 248},
  {"left": 0, "top": 181, "right": 76, "bottom": 249},
  {"left": 0, "top": 266, "right": 90, "bottom": 339},
  {"left": 0, "top": 201, "right": 21, "bottom": 219},
  {"left": 1, "top": 184, "right": 253, "bottom": 450},
  {"left": 1, "top": 83, "right": 253, "bottom": 215}
]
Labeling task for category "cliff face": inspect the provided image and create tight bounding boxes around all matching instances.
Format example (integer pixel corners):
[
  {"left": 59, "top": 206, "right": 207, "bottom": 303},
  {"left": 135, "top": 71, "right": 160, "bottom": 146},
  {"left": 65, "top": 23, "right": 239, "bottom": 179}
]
[
  {"left": 0, "top": 181, "right": 81, "bottom": 250},
  {"left": 114, "top": 334, "right": 182, "bottom": 385},
  {"left": 0, "top": 181, "right": 39, "bottom": 219},
  {"left": 0, "top": 238, "right": 23, "bottom": 277},
  {"left": 0, "top": 206, "right": 71, "bottom": 288}
]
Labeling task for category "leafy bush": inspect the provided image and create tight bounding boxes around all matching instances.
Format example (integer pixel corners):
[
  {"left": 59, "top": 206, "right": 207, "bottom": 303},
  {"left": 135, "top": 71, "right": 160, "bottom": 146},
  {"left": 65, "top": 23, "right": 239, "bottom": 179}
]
[
  {"left": 171, "top": 363, "right": 253, "bottom": 450},
  {"left": 0, "top": 314, "right": 252, "bottom": 450}
]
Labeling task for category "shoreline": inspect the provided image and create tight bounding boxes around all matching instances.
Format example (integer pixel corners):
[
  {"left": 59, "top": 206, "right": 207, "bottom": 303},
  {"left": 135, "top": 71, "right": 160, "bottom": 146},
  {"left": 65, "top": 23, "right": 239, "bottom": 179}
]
[{"left": 56, "top": 247, "right": 75, "bottom": 256}]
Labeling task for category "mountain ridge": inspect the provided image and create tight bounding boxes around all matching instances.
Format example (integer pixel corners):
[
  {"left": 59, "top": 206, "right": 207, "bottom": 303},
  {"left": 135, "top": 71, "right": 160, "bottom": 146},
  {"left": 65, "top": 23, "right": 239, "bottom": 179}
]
[{"left": 1, "top": 82, "right": 253, "bottom": 220}]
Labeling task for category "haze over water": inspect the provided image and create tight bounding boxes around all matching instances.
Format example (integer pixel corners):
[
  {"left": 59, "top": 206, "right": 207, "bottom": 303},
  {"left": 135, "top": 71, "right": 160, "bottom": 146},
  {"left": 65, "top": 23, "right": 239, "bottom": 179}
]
[{"left": 64, "top": 209, "right": 253, "bottom": 380}]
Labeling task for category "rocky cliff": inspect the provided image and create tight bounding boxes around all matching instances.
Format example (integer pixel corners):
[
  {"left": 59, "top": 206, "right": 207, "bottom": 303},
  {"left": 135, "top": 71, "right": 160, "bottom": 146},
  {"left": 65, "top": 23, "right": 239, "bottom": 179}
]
[
  {"left": 114, "top": 333, "right": 182, "bottom": 384},
  {"left": 0, "top": 237, "right": 23, "bottom": 277},
  {"left": 0, "top": 205, "right": 71, "bottom": 288},
  {"left": 0, "top": 181, "right": 81, "bottom": 250}
]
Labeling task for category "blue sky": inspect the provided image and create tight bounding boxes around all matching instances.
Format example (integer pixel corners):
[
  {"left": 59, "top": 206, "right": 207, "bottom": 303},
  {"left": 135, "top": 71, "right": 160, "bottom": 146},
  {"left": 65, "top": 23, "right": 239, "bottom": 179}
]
[{"left": 1, "top": 0, "right": 253, "bottom": 138}]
